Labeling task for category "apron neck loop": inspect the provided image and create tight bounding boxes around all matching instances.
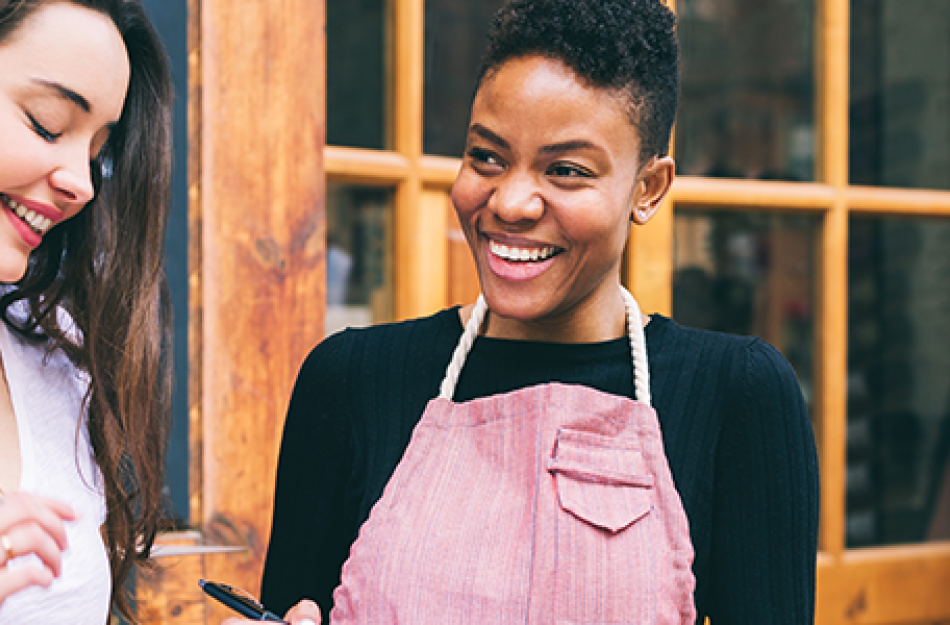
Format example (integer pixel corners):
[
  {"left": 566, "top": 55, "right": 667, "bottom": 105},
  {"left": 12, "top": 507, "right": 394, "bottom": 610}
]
[
  {"left": 439, "top": 288, "right": 651, "bottom": 407},
  {"left": 622, "top": 287, "right": 652, "bottom": 407}
]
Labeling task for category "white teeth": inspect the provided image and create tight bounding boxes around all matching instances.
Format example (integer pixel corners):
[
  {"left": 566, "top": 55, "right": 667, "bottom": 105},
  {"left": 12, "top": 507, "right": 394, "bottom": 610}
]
[
  {"left": 2, "top": 196, "right": 54, "bottom": 235},
  {"left": 490, "top": 240, "right": 558, "bottom": 262}
]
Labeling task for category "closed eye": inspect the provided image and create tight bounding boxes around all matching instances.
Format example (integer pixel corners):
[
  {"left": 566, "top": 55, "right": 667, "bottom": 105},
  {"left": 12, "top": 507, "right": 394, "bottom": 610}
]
[{"left": 28, "top": 113, "right": 61, "bottom": 142}]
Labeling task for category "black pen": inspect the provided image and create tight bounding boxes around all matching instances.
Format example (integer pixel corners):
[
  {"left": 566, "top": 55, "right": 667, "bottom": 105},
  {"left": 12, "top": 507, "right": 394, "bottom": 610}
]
[{"left": 199, "top": 579, "right": 288, "bottom": 623}]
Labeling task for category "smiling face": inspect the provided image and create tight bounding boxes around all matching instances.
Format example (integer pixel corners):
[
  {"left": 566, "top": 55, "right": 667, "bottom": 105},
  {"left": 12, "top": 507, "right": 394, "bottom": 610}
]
[
  {"left": 452, "top": 55, "right": 674, "bottom": 342},
  {"left": 0, "top": 1, "right": 129, "bottom": 282}
]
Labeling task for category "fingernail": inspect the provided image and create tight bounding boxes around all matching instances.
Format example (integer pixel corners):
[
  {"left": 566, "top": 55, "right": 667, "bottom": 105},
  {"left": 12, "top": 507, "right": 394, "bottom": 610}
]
[{"left": 299, "top": 620, "right": 317, "bottom": 625}]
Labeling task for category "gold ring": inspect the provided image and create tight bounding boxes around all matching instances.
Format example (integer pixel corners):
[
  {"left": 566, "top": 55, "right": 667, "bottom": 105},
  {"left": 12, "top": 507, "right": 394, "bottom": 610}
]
[{"left": 0, "top": 533, "right": 13, "bottom": 565}]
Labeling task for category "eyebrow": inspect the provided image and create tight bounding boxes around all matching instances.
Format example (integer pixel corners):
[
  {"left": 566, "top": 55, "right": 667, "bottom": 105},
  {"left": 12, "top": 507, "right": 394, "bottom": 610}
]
[
  {"left": 469, "top": 124, "right": 605, "bottom": 156},
  {"left": 538, "top": 139, "right": 603, "bottom": 156},
  {"left": 32, "top": 78, "right": 91, "bottom": 113},
  {"left": 469, "top": 124, "right": 509, "bottom": 151}
]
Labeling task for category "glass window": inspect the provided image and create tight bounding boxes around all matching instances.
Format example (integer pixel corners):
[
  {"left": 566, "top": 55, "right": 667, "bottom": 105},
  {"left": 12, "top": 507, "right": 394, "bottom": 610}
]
[
  {"left": 143, "top": 0, "right": 189, "bottom": 527},
  {"left": 327, "top": 0, "right": 388, "bottom": 149},
  {"left": 325, "top": 183, "right": 395, "bottom": 336},
  {"left": 850, "top": 1, "right": 950, "bottom": 189},
  {"left": 676, "top": 0, "right": 816, "bottom": 181},
  {"left": 672, "top": 209, "right": 818, "bottom": 408},
  {"left": 423, "top": 0, "right": 506, "bottom": 157},
  {"left": 847, "top": 216, "right": 950, "bottom": 547}
]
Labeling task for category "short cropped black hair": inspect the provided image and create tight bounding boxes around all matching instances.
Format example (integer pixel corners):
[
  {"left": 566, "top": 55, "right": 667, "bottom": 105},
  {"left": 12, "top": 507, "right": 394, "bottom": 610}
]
[{"left": 476, "top": 0, "right": 679, "bottom": 162}]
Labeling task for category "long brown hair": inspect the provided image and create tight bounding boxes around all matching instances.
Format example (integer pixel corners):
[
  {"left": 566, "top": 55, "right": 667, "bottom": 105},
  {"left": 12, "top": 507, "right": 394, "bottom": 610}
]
[{"left": 0, "top": 0, "right": 173, "bottom": 620}]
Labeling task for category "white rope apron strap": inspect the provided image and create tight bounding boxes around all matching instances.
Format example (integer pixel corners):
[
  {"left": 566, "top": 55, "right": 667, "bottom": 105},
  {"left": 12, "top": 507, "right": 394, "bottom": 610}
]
[
  {"left": 621, "top": 286, "right": 651, "bottom": 407},
  {"left": 439, "top": 294, "right": 488, "bottom": 399},
  {"left": 438, "top": 288, "right": 651, "bottom": 407}
]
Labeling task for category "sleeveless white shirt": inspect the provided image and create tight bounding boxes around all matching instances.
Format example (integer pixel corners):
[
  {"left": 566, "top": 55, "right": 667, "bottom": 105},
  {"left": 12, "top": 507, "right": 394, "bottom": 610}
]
[{"left": 0, "top": 318, "right": 110, "bottom": 624}]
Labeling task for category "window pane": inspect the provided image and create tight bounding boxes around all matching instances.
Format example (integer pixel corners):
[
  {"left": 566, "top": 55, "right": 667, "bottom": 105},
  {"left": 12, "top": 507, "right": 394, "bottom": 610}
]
[
  {"left": 672, "top": 209, "right": 818, "bottom": 409},
  {"left": 850, "top": 1, "right": 950, "bottom": 189},
  {"left": 847, "top": 216, "right": 950, "bottom": 547},
  {"left": 143, "top": 0, "right": 189, "bottom": 527},
  {"left": 326, "top": 183, "right": 395, "bottom": 336},
  {"left": 327, "top": 0, "right": 387, "bottom": 149},
  {"left": 423, "top": 0, "right": 506, "bottom": 157},
  {"left": 676, "top": 0, "right": 816, "bottom": 181}
]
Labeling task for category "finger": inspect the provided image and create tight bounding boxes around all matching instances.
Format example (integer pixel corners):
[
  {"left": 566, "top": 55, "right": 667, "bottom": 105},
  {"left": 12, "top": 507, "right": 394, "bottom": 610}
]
[
  {"left": 285, "top": 599, "right": 322, "bottom": 625},
  {"left": 0, "top": 494, "right": 74, "bottom": 552},
  {"left": 0, "top": 563, "right": 54, "bottom": 606},
  {"left": 0, "top": 525, "right": 66, "bottom": 577},
  {"left": 0, "top": 493, "right": 76, "bottom": 520}
]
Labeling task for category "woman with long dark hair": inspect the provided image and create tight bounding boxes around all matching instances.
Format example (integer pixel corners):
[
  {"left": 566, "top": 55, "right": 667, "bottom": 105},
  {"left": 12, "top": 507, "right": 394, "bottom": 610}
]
[{"left": 0, "top": 0, "right": 172, "bottom": 621}]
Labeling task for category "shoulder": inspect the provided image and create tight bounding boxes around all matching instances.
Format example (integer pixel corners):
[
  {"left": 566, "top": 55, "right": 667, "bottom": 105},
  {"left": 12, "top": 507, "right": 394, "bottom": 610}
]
[
  {"left": 298, "top": 307, "right": 463, "bottom": 380},
  {"left": 0, "top": 318, "right": 86, "bottom": 396},
  {"left": 651, "top": 314, "right": 796, "bottom": 374},
  {"left": 647, "top": 315, "right": 762, "bottom": 385},
  {"left": 288, "top": 307, "right": 464, "bottom": 422},
  {"left": 647, "top": 315, "right": 806, "bottom": 421},
  {"left": 648, "top": 313, "right": 759, "bottom": 354}
]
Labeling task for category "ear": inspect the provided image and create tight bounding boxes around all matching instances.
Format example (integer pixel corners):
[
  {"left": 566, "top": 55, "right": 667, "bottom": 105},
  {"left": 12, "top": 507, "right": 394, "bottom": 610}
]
[{"left": 630, "top": 156, "right": 675, "bottom": 226}]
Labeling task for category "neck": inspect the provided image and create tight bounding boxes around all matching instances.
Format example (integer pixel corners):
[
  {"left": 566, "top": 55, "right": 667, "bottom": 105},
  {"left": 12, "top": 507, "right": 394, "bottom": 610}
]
[{"left": 476, "top": 286, "right": 642, "bottom": 343}]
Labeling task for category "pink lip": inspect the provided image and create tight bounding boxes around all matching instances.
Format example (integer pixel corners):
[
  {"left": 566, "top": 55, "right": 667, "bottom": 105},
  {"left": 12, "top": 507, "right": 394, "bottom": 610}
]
[
  {"left": 482, "top": 234, "right": 560, "bottom": 281},
  {"left": 1, "top": 194, "right": 62, "bottom": 249}
]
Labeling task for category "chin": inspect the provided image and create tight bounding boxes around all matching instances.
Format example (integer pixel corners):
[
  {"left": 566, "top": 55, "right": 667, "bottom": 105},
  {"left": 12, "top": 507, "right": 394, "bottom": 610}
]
[
  {"left": 0, "top": 259, "right": 30, "bottom": 284},
  {"left": 482, "top": 288, "right": 551, "bottom": 320}
]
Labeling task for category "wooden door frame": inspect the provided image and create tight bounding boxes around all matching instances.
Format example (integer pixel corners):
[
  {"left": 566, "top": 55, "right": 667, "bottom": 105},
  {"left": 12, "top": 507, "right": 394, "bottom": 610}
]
[{"left": 137, "top": 0, "right": 327, "bottom": 622}]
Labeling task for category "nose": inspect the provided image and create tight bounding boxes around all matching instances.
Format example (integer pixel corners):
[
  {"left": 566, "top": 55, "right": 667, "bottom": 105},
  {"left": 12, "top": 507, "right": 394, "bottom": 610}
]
[
  {"left": 48, "top": 146, "right": 96, "bottom": 208},
  {"left": 490, "top": 171, "right": 544, "bottom": 224}
]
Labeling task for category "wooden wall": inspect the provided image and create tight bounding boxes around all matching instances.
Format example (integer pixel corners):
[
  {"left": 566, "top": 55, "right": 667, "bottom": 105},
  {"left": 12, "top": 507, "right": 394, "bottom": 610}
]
[{"left": 136, "top": 0, "right": 326, "bottom": 622}]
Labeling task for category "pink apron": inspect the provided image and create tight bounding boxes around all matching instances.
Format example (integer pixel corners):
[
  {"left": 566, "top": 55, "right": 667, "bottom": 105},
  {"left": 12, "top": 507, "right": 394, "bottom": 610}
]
[{"left": 332, "top": 290, "right": 696, "bottom": 624}]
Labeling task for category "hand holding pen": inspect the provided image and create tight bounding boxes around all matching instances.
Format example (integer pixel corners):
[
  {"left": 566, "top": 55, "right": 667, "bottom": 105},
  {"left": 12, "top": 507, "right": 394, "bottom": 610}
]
[{"left": 201, "top": 579, "right": 321, "bottom": 625}]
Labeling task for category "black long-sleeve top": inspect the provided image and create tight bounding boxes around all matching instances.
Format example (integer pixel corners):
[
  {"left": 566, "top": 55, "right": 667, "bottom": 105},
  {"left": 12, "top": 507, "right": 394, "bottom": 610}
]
[{"left": 261, "top": 308, "right": 819, "bottom": 624}]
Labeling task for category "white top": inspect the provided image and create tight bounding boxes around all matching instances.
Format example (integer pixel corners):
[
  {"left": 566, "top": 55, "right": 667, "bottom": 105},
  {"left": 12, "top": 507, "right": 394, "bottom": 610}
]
[{"left": 0, "top": 318, "right": 110, "bottom": 624}]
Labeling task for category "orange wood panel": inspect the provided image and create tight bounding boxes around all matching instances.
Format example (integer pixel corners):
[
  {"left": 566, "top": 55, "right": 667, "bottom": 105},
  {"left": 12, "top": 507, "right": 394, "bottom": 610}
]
[
  {"left": 421, "top": 154, "right": 462, "bottom": 187},
  {"left": 324, "top": 146, "right": 411, "bottom": 184},
  {"left": 817, "top": 202, "right": 848, "bottom": 557},
  {"left": 445, "top": 195, "right": 480, "bottom": 308},
  {"left": 815, "top": 0, "right": 850, "bottom": 559},
  {"left": 847, "top": 186, "right": 950, "bottom": 216},
  {"left": 415, "top": 189, "right": 450, "bottom": 313},
  {"left": 817, "top": 546, "right": 950, "bottom": 624},
  {"left": 136, "top": 533, "right": 207, "bottom": 624},
  {"left": 392, "top": 0, "right": 428, "bottom": 320},
  {"left": 672, "top": 177, "right": 836, "bottom": 211},
  {"left": 187, "top": 0, "right": 205, "bottom": 531},
  {"left": 625, "top": 198, "right": 673, "bottom": 317},
  {"left": 195, "top": 0, "right": 327, "bottom": 621},
  {"left": 816, "top": 0, "right": 850, "bottom": 190}
]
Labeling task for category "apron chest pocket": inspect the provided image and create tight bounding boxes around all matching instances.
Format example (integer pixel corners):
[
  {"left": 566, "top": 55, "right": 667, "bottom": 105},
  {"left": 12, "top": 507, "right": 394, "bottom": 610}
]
[{"left": 547, "top": 428, "right": 654, "bottom": 533}]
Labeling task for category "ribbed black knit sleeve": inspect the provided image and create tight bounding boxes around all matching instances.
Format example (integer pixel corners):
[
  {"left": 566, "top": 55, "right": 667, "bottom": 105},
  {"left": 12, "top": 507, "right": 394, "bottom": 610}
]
[
  {"left": 703, "top": 339, "right": 819, "bottom": 623},
  {"left": 260, "top": 332, "right": 358, "bottom": 620}
]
